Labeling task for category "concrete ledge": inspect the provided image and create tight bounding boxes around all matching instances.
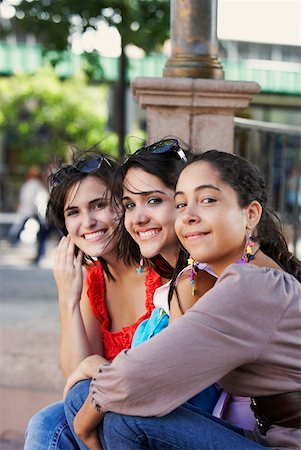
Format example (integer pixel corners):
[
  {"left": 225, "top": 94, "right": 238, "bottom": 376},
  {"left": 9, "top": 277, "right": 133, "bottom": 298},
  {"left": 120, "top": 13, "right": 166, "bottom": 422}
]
[{"left": 0, "top": 386, "right": 62, "bottom": 444}]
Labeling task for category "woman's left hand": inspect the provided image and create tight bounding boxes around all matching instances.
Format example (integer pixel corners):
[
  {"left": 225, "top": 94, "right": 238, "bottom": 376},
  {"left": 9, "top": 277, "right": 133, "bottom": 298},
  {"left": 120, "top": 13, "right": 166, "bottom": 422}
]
[{"left": 63, "top": 354, "right": 108, "bottom": 398}]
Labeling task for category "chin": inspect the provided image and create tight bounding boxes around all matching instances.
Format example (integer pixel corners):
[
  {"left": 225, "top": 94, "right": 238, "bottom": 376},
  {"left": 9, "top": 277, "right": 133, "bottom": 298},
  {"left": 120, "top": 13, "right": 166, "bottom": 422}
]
[
  {"left": 140, "top": 249, "right": 158, "bottom": 259},
  {"left": 141, "top": 253, "right": 156, "bottom": 259},
  {"left": 189, "top": 253, "right": 204, "bottom": 262}
]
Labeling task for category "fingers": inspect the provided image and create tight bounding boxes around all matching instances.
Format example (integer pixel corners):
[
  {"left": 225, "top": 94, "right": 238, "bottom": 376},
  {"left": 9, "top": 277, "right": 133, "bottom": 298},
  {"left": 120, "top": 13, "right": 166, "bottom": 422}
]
[
  {"left": 66, "top": 236, "right": 76, "bottom": 267},
  {"left": 75, "top": 249, "right": 84, "bottom": 270},
  {"left": 54, "top": 234, "right": 71, "bottom": 268},
  {"left": 54, "top": 235, "right": 81, "bottom": 269}
]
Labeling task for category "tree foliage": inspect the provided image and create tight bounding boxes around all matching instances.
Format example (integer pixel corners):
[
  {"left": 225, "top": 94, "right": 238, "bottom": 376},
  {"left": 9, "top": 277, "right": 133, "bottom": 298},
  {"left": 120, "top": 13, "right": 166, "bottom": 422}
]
[
  {"left": 0, "top": 1, "right": 167, "bottom": 169},
  {"left": 0, "top": 66, "right": 118, "bottom": 170},
  {"left": 3, "top": 0, "right": 170, "bottom": 53}
]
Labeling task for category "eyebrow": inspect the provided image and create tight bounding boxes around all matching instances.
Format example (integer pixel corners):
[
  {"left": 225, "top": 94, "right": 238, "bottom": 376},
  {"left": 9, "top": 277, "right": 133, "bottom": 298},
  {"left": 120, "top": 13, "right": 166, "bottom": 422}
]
[
  {"left": 174, "top": 184, "right": 221, "bottom": 199},
  {"left": 122, "top": 189, "right": 166, "bottom": 202}
]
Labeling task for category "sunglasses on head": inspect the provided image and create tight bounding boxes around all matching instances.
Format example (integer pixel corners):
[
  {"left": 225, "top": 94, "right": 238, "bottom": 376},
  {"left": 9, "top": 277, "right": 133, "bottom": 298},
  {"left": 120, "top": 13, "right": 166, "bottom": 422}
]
[
  {"left": 50, "top": 154, "right": 112, "bottom": 186},
  {"left": 133, "top": 138, "right": 187, "bottom": 163}
]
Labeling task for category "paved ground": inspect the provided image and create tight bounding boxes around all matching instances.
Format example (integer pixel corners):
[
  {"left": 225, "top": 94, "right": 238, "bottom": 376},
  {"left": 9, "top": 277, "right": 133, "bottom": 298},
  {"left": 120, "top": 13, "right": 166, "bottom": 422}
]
[{"left": 0, "top": 238, "right": 65, "bottom": 449}]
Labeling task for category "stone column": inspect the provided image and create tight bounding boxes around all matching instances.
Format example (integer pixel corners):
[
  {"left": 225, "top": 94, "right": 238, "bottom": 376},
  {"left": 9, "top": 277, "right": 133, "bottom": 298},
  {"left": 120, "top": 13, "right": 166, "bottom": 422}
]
[{"left": 163, "top": 0, "right": 224, "bottom": 79}]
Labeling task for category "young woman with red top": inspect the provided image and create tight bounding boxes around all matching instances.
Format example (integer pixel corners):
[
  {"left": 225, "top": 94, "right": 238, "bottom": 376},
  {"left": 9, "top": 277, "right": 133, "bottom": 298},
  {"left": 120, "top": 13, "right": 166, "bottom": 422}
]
[
  {"left": 25, "top": 140, "right": 191, "bottom": 449},
  {"left": 24, "top": 151, "right": 161, "bottom": 449}
]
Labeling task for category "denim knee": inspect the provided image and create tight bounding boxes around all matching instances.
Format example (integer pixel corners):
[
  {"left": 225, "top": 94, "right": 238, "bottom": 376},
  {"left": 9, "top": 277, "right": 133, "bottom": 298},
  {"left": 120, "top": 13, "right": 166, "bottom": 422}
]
[
  {"left": 24, "top": 401, "right": 73, "bottom": 450},
  {"left": 64, "top": 379, "right": 91, "bottom": 419}
]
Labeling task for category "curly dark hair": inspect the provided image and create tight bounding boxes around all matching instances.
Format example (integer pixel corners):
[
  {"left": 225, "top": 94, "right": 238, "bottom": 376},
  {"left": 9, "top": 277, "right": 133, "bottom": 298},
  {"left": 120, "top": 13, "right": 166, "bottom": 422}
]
[{"left": 184, "top": 150, "right": 301, "bottom": 281}]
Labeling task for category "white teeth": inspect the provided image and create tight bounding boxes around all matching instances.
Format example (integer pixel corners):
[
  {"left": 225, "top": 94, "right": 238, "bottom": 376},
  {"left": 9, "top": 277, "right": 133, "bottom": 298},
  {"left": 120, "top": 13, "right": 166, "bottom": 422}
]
[
  {"left": 85, "top": 231, "right": 105, "bottom": 240},
  {"left": 138, "top": 230, "right": 159, "bottom": 238}
]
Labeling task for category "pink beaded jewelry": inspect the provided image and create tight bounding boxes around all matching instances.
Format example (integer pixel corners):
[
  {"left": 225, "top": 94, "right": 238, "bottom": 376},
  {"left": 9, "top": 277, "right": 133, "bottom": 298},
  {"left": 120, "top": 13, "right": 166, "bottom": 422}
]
[
  {"left": 236, "top": 230, "right": 255, "bottom": 264},
  {"left": 188, "top": 256, "right": 198, "bottom": 295}
]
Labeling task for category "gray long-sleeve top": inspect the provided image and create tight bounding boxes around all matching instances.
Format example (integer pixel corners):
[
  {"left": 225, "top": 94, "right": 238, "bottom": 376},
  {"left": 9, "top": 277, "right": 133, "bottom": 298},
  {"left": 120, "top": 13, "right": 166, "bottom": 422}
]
[{"left": 90, "top": 264, "right": 301, "bottom": 449}]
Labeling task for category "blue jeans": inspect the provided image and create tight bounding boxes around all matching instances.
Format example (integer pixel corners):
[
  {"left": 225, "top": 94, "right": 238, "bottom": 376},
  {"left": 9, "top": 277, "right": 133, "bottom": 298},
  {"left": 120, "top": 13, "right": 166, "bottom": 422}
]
[
  {"left": 102, "top": 404, "right": 266, "bottom": 450},
  {"left": 24, "top": 380, "right": 92, "bottom": 450},
  {"left": 24, "top": 400, "right": 80, "bottom": 450}
]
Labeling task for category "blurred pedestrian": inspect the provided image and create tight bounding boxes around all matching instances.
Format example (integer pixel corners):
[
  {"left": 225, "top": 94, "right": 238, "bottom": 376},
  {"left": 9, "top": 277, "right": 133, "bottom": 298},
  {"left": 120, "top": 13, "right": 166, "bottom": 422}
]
[{"left": 8, "top": 165, "right": 49, "bottom": 263}]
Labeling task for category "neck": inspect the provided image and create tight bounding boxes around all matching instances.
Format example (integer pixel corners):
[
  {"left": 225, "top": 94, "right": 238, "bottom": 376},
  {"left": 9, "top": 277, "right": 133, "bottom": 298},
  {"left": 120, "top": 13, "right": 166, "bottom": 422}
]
[
  {"left": 210, "top": 244, "right": 261, "bottom": 277},
  {"left": 105, "top": 255, "right": 134, "bottom": 281},
  {"left": 160, "top": 248, "right": 179, "bottom": 270}
]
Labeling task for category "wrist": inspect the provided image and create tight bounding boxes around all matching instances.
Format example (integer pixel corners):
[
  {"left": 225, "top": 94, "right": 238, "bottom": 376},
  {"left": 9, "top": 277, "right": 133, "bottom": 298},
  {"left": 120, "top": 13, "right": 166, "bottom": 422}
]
[{"left": 59, "top": 298, "right": 81, "bottom": 314}]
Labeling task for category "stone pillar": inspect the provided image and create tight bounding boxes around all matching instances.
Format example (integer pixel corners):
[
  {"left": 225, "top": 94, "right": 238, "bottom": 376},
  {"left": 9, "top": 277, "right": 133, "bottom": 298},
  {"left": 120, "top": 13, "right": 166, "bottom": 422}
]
[
  {"left": 132, "top": 77, "right": 260, "bottom": 152},
  {"left": 131, "top": 0, "right": 261, "bottom": 152},
  {"left": 163, "top": 0, "right": 224, "bottom": 79}
]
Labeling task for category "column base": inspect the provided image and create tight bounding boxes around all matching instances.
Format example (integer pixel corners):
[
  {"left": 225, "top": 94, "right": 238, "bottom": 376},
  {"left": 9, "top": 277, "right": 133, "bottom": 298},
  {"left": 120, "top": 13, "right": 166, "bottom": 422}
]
[{"left": 163, "top": 54, "right": 224, "bottom": 79}]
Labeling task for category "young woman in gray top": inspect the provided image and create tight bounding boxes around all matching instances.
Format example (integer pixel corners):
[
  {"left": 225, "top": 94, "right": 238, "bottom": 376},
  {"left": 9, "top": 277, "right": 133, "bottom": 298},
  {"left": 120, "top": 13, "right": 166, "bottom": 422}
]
[{"left": 65, "top": 150, "right": 301, "bottom": 450}]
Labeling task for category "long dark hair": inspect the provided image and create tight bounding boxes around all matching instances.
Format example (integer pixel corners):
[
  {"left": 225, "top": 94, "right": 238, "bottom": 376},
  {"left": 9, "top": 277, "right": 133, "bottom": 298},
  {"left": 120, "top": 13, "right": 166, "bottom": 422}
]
[
  {"left": 111, "top": 146, "right": 190, "bottom": 278},
  {"left": 180, "top": 150, "right": 301, "bottom": 281},
  {"left": 46, "top": 150, "right": 136, "bottom": 280}
]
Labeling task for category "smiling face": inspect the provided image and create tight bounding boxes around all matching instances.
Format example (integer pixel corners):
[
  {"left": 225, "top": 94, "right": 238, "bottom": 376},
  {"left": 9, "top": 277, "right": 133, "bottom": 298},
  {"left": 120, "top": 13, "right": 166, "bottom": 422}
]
[
  {"left": 122, "top": 167, "right": 179, "bottom": 266},
  {"left": 64, "top": 175, "right": 118, "bottom": 259},
  {"left": 175, "top": 161, "right": 255, "bottom": 275}
]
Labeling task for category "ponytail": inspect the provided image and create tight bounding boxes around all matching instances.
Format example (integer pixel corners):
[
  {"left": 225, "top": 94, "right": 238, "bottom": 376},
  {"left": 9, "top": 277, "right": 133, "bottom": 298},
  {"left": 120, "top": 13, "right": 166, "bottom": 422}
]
[{"left": 258, "top": 209, "right": 301, "bottom": 282}]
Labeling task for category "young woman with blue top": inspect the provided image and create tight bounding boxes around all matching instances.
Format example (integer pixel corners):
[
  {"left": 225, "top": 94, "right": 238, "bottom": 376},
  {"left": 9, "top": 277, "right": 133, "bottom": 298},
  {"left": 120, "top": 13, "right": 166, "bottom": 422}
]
[{"left": 113, "top": 141, "right": 219, "bottom": 415}]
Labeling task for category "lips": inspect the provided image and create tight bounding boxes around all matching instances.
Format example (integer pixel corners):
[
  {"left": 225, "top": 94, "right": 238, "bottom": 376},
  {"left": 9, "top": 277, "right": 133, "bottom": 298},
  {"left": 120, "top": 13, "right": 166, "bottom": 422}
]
[
  {"left": 184, "top": 231, "right": 209, "bottom": 239},
  {"left": 84, "top": 230, "right": 106, "bottom": 240}
]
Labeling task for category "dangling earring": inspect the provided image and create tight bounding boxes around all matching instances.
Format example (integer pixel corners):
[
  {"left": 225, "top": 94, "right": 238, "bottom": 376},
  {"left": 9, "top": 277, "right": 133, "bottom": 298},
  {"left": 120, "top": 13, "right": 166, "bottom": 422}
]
[
  {"left": 188, "top": 256, "right": 198, "bottom": 295},
  {"left": 137, "top": 257, "right": 144, "bottom": 274},
  {"left": 236, "top": 229, "right": 255, "bottom": 264}
]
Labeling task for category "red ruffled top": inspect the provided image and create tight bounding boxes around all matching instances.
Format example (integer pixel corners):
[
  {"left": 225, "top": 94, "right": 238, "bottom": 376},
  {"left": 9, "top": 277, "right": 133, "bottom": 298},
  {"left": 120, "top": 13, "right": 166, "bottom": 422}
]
[{"left": 86, "top": 262, "right": 161, "bottom": 361}]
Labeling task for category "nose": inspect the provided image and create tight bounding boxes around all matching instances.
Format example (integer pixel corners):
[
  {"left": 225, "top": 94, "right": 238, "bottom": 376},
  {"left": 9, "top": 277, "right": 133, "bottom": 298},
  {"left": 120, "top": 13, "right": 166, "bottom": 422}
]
[
  {"left": 131, "top": 206, "right": 150, "bottom": 225},
  {"left": 181, "top": 204, "right": 199, "bottom": 225},
  {"left": 82, "top": 211, "right": 97, "bottom": 228}
]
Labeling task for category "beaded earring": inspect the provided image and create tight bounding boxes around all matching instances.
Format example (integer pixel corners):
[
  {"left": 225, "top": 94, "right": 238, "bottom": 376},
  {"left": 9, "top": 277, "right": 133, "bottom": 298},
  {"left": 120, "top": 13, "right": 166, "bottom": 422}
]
[
  {"left": 137, "top": 257, "right": 144, "bottom": 274},
  {"left": 236, "top": 229, "right": 255, "bottom": 264},
  {"left": 188, "top": 256, "right": 198, "bottom": 295}
]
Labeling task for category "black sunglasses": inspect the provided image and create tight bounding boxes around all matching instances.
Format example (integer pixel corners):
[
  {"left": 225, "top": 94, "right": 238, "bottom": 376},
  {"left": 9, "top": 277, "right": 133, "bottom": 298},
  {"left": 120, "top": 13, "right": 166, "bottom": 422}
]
[
  {"left": 50, "top": 154, "right": 112, "bottom": 186},
  {"left": 133, "top": 138, "right": 187, "bottom": 163}
]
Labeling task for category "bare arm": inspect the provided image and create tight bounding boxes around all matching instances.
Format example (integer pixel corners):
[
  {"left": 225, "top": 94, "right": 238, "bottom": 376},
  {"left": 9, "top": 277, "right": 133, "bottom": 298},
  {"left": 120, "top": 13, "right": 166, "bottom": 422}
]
[
  {"left": 64, "top": 355, "right": 107, "bottom": 449},
  {"left": 74, "top": 396, "right": 104, "bottom": 450},
  {"left": 54, "top": 236, "right": 102, "bottom": 377}
]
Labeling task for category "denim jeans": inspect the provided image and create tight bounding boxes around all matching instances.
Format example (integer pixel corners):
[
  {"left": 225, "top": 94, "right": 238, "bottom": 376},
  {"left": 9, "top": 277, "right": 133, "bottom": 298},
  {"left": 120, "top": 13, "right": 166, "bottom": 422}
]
[
  {"left": 28, "top": 380, "right": 266, "bottom": 450},
  {"left": 102, "top": 403, "right": 267, "bottom": 450},
  {"left": 24, "top": 400, "right": 80, "bottom": 450},
  {"left": 24, "top": 379, "right": 92, "bottom": 450}
]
